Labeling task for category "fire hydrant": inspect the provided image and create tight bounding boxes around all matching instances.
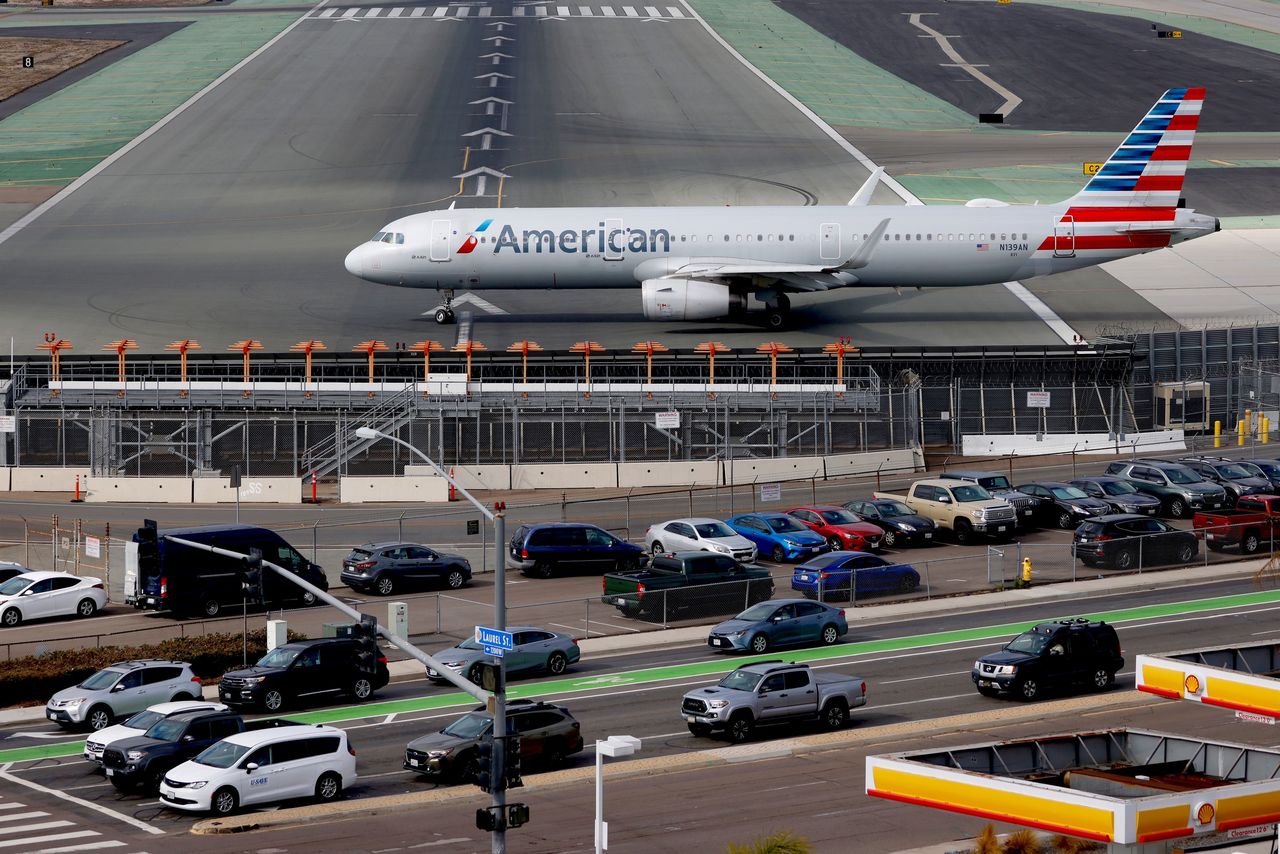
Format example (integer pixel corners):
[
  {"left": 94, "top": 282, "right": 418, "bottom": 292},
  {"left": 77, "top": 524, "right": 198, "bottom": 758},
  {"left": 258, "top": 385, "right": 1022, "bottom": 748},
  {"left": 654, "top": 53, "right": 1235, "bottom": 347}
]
[{"left": 1019, "top": 556, "right": 1033, "bottom": 588}]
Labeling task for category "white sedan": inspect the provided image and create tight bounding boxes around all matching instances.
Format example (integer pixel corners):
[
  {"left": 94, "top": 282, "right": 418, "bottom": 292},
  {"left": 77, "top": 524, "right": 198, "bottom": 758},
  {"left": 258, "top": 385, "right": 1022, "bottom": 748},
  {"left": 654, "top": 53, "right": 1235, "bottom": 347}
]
[
  {"left": 644, "top": 518, "right": 757, "bottom": 563},
  {"left": 0, "top": 571, "right": 107, "bottom": 627},
  {"left": 84, "top": 701, "right": 227, "bottom": 765}
]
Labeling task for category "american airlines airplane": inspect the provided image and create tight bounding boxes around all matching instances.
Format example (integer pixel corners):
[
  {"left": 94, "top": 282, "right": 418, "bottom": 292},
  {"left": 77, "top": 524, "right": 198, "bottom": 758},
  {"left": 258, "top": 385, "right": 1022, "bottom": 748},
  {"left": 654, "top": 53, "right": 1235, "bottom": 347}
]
[{"left": 344, "top": 89, "right": 1218, "bottom": 329}]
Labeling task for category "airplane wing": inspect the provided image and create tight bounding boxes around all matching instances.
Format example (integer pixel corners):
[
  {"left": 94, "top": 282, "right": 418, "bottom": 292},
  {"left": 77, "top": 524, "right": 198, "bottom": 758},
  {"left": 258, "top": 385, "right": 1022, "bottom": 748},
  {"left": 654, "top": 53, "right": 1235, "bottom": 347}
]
[{"left": 663, "top": 217, "right": 892, "bottom": 292}]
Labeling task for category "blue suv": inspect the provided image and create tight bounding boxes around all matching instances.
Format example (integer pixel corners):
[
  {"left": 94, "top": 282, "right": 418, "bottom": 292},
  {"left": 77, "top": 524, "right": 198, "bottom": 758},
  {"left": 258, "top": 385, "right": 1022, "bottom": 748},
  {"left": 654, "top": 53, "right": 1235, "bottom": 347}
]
[
  {"left": 725, "top": 513, "right": 828, "bottom": 563},
  {"left": 506, "top": 523, "right": 647, "bottom": 579}
]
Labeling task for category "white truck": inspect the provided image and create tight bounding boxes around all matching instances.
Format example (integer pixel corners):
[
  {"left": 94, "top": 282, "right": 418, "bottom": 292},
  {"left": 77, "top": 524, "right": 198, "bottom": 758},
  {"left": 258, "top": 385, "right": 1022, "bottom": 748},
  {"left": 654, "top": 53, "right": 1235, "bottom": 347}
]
[
  {"left": 874, "top": 479, "right": 1017, "bottom": 545},
  {"left": 680, "top": 660, "right": 867, "bottom": 742}
]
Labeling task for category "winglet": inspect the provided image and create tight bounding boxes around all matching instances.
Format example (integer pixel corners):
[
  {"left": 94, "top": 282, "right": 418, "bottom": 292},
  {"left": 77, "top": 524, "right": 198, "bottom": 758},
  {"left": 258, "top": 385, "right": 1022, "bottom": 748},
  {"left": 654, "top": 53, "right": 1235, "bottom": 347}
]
[
  {"left": 838, "top": 217, "right": 891, "bottom": 270},
  {"left": 448, "top": 200, "right": 456, "bottom": 210},
  {"left": 848, "top": 167, "right": 885, "bottom": 206}
]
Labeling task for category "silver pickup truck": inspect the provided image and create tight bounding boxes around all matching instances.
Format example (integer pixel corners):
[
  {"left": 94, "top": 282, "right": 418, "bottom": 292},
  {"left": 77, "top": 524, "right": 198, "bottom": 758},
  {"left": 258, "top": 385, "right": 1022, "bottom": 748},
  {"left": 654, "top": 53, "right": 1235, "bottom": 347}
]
[{"left": 680, "top": 660, "right": 867, "bottom": 742}]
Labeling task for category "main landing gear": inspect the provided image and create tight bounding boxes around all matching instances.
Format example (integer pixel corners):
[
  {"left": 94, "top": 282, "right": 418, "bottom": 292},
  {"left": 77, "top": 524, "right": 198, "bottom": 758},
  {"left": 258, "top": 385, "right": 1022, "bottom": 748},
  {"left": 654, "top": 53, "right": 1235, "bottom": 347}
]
[
  {"left": 432, "top": 292, "right": 456, "bottom": 325},
  {"left": 763, "top": 294, "right": 790, "bottom": 330}
]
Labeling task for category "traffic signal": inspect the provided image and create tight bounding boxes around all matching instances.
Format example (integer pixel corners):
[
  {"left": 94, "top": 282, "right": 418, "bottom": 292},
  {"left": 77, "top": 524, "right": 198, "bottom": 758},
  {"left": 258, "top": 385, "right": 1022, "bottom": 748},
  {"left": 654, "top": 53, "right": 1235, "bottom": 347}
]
[
  {"left": 475, "top": 806, "right": 503, "bottom": 832},
  {"left": 506, "top": 803, "right": 530, "bottom": 829},
  {"left": 470, "top": 661, "right": 501, "bottom": 692},
  {"left": 473, "top": 734, "right": 501, "bottom": 794},
  {"left": 501, "top": 734, "right": 523, "bottom": 790},
  {"left": 240, "top": 549, "right": 264, "bottom": 605},
  {"left": 136, "top": 520, "right": 159, "bottom": 578}
]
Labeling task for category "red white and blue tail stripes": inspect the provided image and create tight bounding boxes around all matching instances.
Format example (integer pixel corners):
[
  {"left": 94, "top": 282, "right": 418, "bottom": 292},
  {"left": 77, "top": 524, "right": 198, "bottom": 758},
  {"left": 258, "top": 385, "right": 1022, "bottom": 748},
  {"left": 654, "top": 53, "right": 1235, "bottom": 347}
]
[{"left": 1068, "top": 87, "right": 1203, "bottom": 209}]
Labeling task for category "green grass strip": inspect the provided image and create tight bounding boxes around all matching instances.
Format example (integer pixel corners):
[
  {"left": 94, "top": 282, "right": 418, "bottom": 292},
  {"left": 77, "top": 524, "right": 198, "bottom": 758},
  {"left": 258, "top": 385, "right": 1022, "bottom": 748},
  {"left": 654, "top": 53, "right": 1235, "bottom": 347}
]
[
  {"left": 0, "top": 14, "right": 295, "bottom": 186},
  {"left": 4, "top": 587, "right": 1279, "bottom": 765}
]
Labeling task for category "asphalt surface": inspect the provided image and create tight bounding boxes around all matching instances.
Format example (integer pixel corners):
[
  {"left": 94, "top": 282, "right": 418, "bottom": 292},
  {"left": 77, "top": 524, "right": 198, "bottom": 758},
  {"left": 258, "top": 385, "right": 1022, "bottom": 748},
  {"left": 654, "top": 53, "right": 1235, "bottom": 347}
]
[
  {"left": 776, "top": 0, "right": 1280, "bottom": 132},
  {"left": 0, "top": 7, "right": 1089, "bottom": 352},
  {"left": 0, "top": 577, "right": 1276, "bottom": 851}
]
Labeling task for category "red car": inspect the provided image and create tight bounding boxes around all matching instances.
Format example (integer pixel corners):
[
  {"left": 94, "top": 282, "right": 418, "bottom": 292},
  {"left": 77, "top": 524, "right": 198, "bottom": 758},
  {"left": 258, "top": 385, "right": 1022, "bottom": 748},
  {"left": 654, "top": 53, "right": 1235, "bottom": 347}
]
[{"left": 786, "top": 506, "right": 884, "bottom": 552}]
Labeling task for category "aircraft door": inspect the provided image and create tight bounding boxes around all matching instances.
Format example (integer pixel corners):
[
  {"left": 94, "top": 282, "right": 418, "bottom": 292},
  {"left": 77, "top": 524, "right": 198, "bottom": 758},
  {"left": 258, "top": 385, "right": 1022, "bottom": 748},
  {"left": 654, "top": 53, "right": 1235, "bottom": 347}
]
[
  {"left": 1053, "top": 216, "right": 1075, "bottom": 258},
  {"left": 604, "top": 218, "right": 624, "bottom": 261},
  {"left": 820, "top": 222, "right": 841, "bottom": 261},
  {"left": 430, "top": 219, "right": 451, "bottom": 262}
]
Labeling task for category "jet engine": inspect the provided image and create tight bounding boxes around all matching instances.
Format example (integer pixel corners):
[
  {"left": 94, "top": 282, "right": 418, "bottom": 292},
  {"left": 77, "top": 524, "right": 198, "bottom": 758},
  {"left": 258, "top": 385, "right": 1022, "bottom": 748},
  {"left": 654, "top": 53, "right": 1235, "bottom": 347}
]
[{"left": 641, "top": 279, "right": 743, "bottom": 321}]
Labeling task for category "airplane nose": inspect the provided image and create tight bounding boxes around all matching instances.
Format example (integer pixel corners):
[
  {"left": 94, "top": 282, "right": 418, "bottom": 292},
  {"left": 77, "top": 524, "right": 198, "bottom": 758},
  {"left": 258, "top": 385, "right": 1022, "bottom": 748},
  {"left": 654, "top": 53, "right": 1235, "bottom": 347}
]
[{"left": 344, "top": 245, "right": 365, "bottom": 278}]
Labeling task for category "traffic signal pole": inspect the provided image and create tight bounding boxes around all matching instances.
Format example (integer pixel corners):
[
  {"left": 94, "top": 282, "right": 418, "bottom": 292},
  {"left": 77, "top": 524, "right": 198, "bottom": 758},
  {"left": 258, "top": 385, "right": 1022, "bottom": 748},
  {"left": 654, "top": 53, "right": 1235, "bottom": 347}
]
[{"left": 492, "top": 509, "right": 506, "bottom": 854}]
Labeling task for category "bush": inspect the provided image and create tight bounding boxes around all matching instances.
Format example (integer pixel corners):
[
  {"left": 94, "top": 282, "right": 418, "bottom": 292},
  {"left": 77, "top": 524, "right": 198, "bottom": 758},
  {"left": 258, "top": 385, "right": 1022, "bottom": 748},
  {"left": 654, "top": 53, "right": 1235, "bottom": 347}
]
[
  {"left": 1002, "top": 830, "right": 1041, "bottom": 854},
  {"left": 1049, "top": 836, "right": 1099, "bottom": 854},
  {"left": 0, "top": 628, "right": 307, "bottom": 707},
  {"left": 972, "top": 825, "right": 1001, "bottom": 854},
  {"left": 727, "top": 830, "right": 813, "bottom": 854}
]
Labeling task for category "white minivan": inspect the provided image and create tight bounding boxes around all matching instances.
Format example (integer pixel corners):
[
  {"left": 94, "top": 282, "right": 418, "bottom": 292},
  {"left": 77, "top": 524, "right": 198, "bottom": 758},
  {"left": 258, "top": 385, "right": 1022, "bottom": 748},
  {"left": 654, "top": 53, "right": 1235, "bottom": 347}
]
[{"left": 159, "top": 724, "right": 355, "bottom": 815}]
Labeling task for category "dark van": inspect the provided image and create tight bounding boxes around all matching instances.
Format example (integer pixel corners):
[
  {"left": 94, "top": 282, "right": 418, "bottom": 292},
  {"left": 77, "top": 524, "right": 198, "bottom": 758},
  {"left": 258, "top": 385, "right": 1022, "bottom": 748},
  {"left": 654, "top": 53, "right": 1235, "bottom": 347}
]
[{"left": 126, "top": 524, "right": 328, "bottom": 618}]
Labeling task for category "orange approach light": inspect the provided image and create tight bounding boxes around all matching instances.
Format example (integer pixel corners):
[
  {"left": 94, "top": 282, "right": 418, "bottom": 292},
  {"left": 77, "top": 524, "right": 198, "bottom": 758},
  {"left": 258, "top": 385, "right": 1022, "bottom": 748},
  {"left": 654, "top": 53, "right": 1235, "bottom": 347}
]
[
  {"left": 289, "top": 340, "right": 327, "bottom": 396},
  {"left": 452, "top": 340, "right": 487, "bottom": 387},
  {"left": 228, "top": 340, "right": 264, "bottom": 396},
  {"left": 353, "top": 340, "right": 389, "bottom": 396},
  {"left": 631, "top": 341, "right": 669, "bottom": 388},
  {"left": 37, "top": 337, "right": 72, "bottom": 395},
  {"left": 409, "top": 340, "right": 446, "bottom": 396},
  {"left": 166, "top": 339, "right": 202, "bottom": 396},
  {"left": 506, "top": 340, "right": 543, "bottom": 390},
  {"left": 694, "top": 341, "right": 731, "bottom": 387},
  {"left": 756, "top": 341, "right": 794, "bottom": 389}
]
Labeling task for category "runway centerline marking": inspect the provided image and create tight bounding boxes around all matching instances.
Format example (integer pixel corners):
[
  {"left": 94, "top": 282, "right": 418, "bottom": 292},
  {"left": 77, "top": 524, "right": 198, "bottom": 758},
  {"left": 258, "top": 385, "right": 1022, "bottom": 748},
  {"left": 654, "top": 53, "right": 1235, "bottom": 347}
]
[{"left": 906, "top": 12, "right": 1021, "bottom": 117}]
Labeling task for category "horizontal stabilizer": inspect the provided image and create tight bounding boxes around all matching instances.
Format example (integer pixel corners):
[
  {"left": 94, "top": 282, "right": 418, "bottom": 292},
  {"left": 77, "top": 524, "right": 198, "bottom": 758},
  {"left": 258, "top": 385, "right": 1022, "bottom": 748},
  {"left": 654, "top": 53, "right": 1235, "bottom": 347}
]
[{"left": 848, "top": 167, "right": 885, "bottom": 206}]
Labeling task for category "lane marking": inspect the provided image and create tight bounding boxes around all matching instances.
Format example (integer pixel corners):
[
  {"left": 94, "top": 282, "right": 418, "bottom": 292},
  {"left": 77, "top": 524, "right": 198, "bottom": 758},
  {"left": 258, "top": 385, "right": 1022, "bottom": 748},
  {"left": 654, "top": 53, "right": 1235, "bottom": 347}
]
[
  {"left": 0, "top": 812, "right": 52, "bottom": 823},
  {"left": 882, "top": 669, "right": 971, "bottom": 685},
  {"left": 29, "top": 843, "right": 125, "bottom": 854},
  {"left": 907, "top": 13, "right": 1021, "bottom": 116},
  {"left": 0, "top": 831, "right": 98, "bottom": 850},
  {"left": 0, "top": 820, "right": 73, "bottom": 836},
  {"left": 0, "top": 769, "right": 165, "bottom": 835}
]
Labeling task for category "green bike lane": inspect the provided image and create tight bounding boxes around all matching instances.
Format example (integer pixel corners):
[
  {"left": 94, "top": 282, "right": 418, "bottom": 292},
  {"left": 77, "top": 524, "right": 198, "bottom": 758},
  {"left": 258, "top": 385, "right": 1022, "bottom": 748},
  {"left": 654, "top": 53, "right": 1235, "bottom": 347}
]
[{"left": 4, "top": 586, "right": 1278, "bottom": 766}]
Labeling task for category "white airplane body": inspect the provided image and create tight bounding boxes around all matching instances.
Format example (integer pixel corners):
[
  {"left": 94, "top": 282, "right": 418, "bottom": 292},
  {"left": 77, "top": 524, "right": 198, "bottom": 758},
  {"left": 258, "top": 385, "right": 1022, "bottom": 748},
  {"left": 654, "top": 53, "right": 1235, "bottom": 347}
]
[{"left": 344, "top": 89, "right": 1218, "bottom": 328}]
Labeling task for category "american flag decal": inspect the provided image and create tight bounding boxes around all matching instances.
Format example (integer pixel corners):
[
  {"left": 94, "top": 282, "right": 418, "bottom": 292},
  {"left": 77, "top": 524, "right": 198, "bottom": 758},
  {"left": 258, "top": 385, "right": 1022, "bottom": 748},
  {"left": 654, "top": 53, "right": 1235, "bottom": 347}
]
[{"left": 976, "top": 243, "right": 989, "bottom": 252}]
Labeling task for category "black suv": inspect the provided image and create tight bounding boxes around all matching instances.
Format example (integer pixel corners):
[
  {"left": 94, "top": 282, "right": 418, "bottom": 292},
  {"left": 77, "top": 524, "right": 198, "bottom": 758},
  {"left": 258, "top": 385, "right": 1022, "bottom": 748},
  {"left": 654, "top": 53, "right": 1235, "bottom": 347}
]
[
  {"left": 1068, "top": 477, "right": 1162, "bottom": 516},
  {"left": 1178, "top": 456, "right": 1271, "bottom": 504},
  {"left": 1015, "top": 482, "right": 1111, "bottom": 529},
  {"left": 972, "top": 619, "right": 1123, "bottom": 701},
  {"left": 938, "top": 471, "right": 1039, "bottom": 527},
  {"left": 1072, "top": 513, "right": 1198, "bottom": 570},
  {"left": 507, "top": 523, "right": 647, "bottom": 579},
  {"left": 341, "top": 542, "right": 471, "bottom": 596},
  {"left": 219, "top": 638, "right": 389, "bottom": 712},
  {"left": 403, "top": 699, "right": 584, "bottom": 782}
]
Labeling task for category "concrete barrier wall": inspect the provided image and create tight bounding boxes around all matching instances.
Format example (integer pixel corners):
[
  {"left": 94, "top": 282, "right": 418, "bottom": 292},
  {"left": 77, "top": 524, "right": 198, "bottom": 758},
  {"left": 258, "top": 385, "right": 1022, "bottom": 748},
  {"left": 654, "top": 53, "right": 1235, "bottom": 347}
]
[
  {"left": 340, "top": 476, "right": 449, "bottom": 504},
  {"left": 86, "top": 477, "right": 193, "bottom": 504},
  {"left": 406, "top": 464, "right": 511, "bottom": 491},
  {"left": 192, "top": 477, "right": 302, "bottom": 504},
  {"left": 617, "top": 461, "right": 719, "bottom": 488},
  {"left": 725, "top": 456, "right": 824, "bottom": 485},
  {"left": 823, "top": 449, "right": 922, "bottom": 478},
  {"left": 961, "top": 430, "right": 1187, "bottom": 458},
  {"left": 0, "top": 468, "right": 10, "bottom": 492},
  {"left": 511, "top": 464, "right": 619, "bottom": 490},
  {"left": 10, "top": 467, "right": 92, "bottom": 492}
]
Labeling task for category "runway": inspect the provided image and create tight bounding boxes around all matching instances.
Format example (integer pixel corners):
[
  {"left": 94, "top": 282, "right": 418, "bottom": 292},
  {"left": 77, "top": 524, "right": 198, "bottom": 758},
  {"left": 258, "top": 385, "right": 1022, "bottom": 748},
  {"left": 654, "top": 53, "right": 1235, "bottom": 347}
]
[{"left": 0, "top": 3, "right": 1094, "bottom": 353}]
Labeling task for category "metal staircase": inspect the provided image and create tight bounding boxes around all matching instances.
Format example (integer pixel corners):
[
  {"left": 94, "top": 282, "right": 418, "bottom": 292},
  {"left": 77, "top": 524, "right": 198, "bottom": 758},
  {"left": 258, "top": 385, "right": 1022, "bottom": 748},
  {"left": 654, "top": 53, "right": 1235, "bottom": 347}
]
[{"left": 300, "top": 386, "right": 418, "bottom": 478}]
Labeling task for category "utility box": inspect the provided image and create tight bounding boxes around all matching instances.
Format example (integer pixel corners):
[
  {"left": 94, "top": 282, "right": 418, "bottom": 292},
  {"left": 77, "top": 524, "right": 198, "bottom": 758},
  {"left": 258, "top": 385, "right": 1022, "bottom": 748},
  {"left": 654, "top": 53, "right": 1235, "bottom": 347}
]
[
  {"left": 390, "top": 601, "right": 408, "bottom": 639},
  {"left": 1156, "top": 381, "right": 1210, "bottom": 430},
  {"left": 266, "top": 619, "right": 288, "bottom": 651}
]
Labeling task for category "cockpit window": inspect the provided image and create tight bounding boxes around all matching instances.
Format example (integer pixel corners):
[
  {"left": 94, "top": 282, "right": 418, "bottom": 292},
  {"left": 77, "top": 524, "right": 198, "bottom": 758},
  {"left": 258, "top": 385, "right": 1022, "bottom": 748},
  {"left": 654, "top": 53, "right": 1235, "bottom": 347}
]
[
  {"left": 381, "top": 233, "right": 395, "bottom": 244},
  {"left": 372, "top": 232, "right": 386, "bottom": 242},
  {"left": 395, "top": 233, "right": 404, "bottom": 245}
]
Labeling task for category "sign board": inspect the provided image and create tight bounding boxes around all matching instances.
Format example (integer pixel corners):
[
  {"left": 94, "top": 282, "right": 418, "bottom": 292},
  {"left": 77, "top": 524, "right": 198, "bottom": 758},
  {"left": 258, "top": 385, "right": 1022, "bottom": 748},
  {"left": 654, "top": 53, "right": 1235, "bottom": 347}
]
[
  {"left": 22, "top": 57, "right": 34, "bottom": 69},
  {"left": 0, "top": 415, "right": 13, "bottom": 433},
  {"left": 85, "top": 536, "right": 100, "bottom": 559},
  {"left": 1236, "top": 710, "right": 1278, "bottom": 725},
  {"left": 1083, "top": 162, "right": 1103, "bottom": 175},
  {"left": 475, "top": 625, "right": 513, "bottom": 658},
  {"left": 655, "top": 411, "right": 680, "bottom": 430},
  {"left": 1026, "top": 391, "right": 1051, "bottom": 408},
  {"left": 759, "top": 483, "right": 782, "bottom": 502},
  {"left": 466, "top": 519, "right": 480, "bottom": 536}
]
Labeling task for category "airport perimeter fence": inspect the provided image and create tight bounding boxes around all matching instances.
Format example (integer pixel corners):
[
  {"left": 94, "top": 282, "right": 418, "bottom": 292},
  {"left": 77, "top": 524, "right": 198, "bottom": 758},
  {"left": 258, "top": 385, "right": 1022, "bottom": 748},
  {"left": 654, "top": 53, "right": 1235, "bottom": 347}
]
[{"left": 0, "top": 524, "right": 1260, "bottom": 662}]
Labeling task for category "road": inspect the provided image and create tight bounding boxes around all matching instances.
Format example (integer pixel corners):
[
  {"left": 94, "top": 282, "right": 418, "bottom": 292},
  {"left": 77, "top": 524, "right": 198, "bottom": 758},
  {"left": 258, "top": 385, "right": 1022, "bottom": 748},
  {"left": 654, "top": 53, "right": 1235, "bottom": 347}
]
[{"left": 0, "top": 577, "right": 1277, "bottom": 851}]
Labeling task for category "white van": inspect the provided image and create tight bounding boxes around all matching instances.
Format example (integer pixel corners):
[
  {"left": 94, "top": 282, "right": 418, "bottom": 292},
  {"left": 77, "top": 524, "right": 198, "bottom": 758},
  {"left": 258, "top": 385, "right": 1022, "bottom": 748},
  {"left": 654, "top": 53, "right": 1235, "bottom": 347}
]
[{"left": 159, "top": 724, "right": 354, "bottom": 815}]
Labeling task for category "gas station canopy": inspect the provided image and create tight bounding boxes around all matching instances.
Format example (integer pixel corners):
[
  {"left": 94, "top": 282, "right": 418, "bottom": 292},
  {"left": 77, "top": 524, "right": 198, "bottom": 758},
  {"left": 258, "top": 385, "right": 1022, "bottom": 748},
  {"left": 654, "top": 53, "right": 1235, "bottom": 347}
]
[
  {"left": 866, "top": 728, "right": 1280, "bottom": 845},
  {"left": 1137, "top": 642, "right": 1280, "bottom": 720}
]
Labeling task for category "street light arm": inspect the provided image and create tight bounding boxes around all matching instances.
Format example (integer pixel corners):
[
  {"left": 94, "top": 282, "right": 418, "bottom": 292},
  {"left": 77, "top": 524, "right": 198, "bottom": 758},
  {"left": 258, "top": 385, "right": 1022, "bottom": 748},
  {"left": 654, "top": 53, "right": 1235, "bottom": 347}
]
[
  {"left": 356, "top": 428, "right": 495, "bottom": 521},
  {"left": 164, "top": 536, "right": 489, "bottom": 703}
]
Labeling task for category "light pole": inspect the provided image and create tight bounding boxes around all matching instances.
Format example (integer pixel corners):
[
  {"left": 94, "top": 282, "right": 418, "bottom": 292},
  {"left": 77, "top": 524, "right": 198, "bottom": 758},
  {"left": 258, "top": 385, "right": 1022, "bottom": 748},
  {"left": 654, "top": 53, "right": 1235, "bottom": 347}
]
[
  {"left": 594, "top": 735, "right": 641, "bottom": 854},
  {"left": 354, "top": 427, "right": 508, "bottom": 853}
]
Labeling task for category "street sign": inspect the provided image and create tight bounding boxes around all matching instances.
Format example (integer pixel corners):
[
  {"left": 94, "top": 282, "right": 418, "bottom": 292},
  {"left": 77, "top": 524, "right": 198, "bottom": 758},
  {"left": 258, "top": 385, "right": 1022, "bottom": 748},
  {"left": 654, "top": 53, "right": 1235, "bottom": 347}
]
[
  {"left": 0, "top": 416, "right": 13, "bottom": 433},
  {"left": 475, "top": 625, "right": 513, "bottom": 652},
  {"left": 467, "top": 519, "right": 480, "bottom": 536},
  {"left": 1026, "top": 391, "right": 1051, "bottom": 408},
  {"left": 655, "top": 411, "right": 680, "bottom": 429},
  {"left": 85, "top": 536, "right": 100, "bottom": 559},
  {"left": 759, "top": 483, "right": 781, "bottom": 502}
]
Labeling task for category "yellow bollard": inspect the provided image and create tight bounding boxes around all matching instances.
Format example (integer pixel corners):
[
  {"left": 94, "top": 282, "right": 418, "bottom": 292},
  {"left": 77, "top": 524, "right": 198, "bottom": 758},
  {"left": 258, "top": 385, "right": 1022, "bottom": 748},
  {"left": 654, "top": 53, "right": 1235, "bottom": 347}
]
[
  {"left": 1239, "top": 419, "right": 1247, "bottom": 447},
  {"left": 1214, "top": 420, "right": 1221, "bottom": 449},
  {"left": 1264, "top": 416, "right": 1271, "bottom": 444}
]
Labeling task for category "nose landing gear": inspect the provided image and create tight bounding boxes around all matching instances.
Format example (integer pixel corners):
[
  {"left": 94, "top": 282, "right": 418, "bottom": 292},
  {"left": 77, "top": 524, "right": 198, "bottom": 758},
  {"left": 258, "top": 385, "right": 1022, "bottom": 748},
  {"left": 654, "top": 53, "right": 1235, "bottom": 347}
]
[{"left": 433, "top": 292, "right": 457, "bottom": 325}]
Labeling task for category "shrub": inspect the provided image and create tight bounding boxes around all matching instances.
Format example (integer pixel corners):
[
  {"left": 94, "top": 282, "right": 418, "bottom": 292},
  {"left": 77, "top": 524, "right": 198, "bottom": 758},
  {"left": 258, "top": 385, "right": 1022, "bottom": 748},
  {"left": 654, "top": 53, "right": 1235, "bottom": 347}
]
[
  {"left": 726, "top": 830, "right": 814, "bottom": 854},
  {"left": 0, "top": 628, "right": 307, "bottom": 706},
  {"left": 1049, "top": 836, "right": 1099, "bottom": 854},
  {"left": 1002, "top": 829, "right": 1041, "bottom": 854},
  {"left": 972, "top": 825, "right": 1001, "bottom": 854}
]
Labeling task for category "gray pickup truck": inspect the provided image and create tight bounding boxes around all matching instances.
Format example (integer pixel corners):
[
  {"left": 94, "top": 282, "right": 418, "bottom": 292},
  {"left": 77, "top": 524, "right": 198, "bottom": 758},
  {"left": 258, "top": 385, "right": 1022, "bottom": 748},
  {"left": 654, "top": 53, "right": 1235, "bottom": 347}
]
[{"left": 680, "top": 660, "right": 867, "bottom": 742}]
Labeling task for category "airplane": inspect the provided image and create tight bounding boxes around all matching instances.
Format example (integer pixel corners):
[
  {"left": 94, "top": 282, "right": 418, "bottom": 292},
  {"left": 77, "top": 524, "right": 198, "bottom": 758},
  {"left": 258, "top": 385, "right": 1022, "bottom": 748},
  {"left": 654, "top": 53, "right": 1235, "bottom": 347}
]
[{"left": 344, "top": 89, "right": 1218, "bottom": 329}]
